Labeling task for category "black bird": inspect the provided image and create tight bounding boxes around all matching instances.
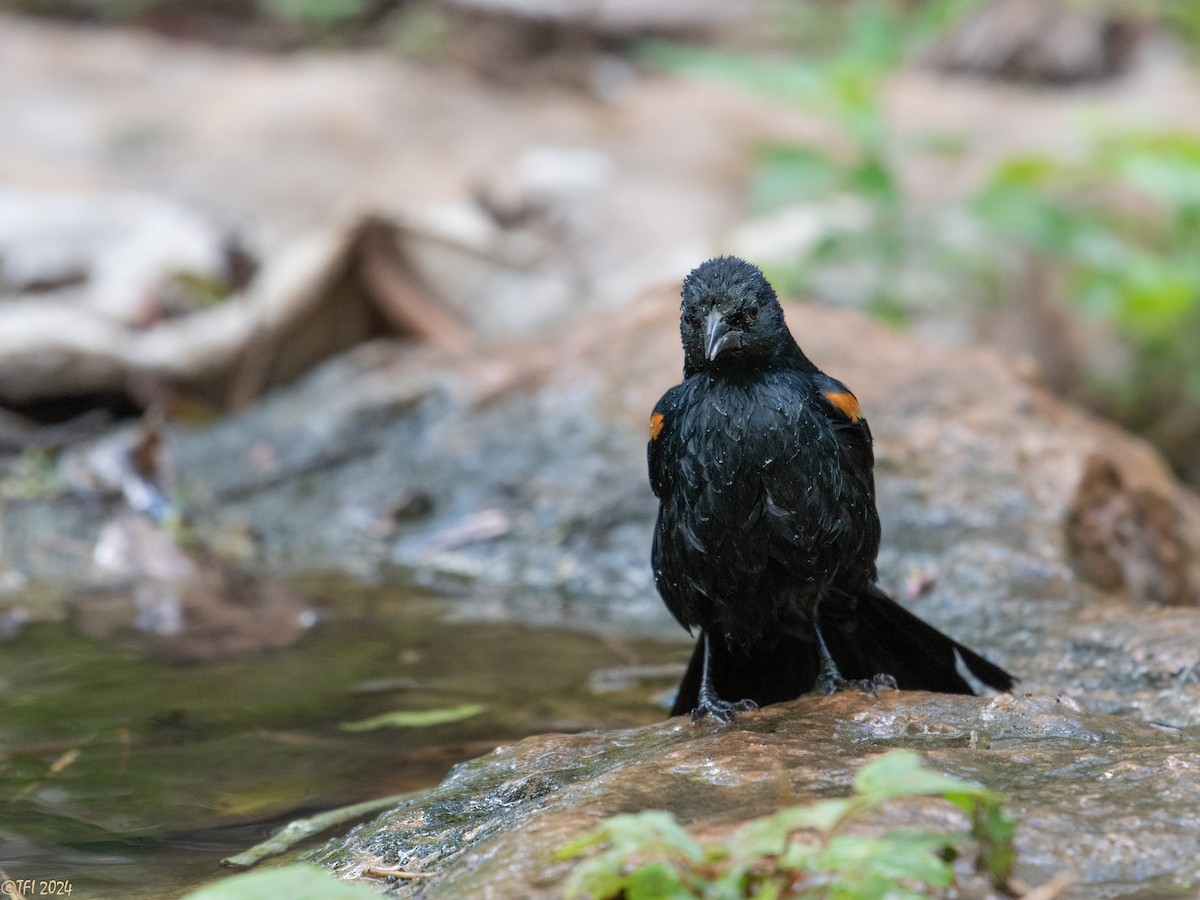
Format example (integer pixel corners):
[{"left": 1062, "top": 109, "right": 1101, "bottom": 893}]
[{"left": 649, "top": 257, "right": 1015, "bottom": 722}]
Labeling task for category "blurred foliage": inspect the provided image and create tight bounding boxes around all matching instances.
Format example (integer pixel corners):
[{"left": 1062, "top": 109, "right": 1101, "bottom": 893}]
[
  {"left": 642, "top": 0, "right": 982, "bottom": 324},
  {"left": 384, "top": 2, "right": 452, "bottom": 61},
  {"left": 977, "top": 132, "right": 1200, "bottom": 376},
  {"left": 259, "top": 0, "right": 371, "bottom": 31},
  {"left": 646, "top": 0, "right": 1200, "bottom": 485},
  {"left": 974, "top": 130, "right": 1200, "bottom": 475},
  {"left": 556, "top": 749, "right": 1014, "bottom": 900},
  {"left": 1160, "top": 0, "right": 1200, "bottom": 54}
]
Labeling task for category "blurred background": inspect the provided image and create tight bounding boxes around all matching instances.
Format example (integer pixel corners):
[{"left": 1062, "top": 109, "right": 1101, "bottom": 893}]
[
  {"left": 3, "top": 0, "right": 1200, "bottom": 482},
  {"left": 3, "top": 0, "right": 1200, "bottom": 896}
]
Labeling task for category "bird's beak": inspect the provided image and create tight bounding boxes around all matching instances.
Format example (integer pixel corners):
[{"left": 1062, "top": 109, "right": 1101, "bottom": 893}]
[{"left": 704, "top": 309, "right": 740, "bottom": 361}]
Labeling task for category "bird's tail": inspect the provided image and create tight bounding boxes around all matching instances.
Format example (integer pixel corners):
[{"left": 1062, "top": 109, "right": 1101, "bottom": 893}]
[
  {"left": 821, "top": 584, "right": 1015, "bottom": 695},
  {"left": 669, "top": 585, "right": 1014, "bottom": 717}
]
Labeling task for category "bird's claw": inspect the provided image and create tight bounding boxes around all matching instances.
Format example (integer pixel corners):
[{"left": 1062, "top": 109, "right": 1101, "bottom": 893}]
[
  {"left": 871, "top": 673, "right": 898, "bottom": 692},
  {"left": 817, "top": 671, "right": 897, "bottom": 697},
  {"left": 691, "top": 697, "right": 758, "bottom": 723}
]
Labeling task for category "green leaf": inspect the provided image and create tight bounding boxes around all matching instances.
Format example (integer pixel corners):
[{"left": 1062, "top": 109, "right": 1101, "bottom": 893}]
[
  {"left": 849, "top": 156, "right": 899, "bottom": 205},
  {"left": 562, "top": 854, "right": 633, "bottom": 900},
  {"left": 751, "top": 144, "right": 843, "bottom": 210},
  {"left": 559, "top": 811, "right": 707, "bottom": 900},
  {"left": 181, "top": 864, "right": 381, "bottom": 900},
  {"left": 338, "top": 703, "right": 485, "bottom": 731},
  {"left": 1114, "top": 254, "right": 1199, "bottom": 334},
  {"left": 636, "top": 40, "right": 824, "bottom": 106},
  {"left": 853, "top": 750, "right": 999, "bottom": 810},
  {"left": 974, "top": 800, "right": 1017, "bottom": 883},
  {"left": 839, "top": 4, "right": 905, "bottom": 72},
  {"left": 987, "top": 154, "right": 1066, "bottom": 188},
  {"left": 725, "top": 799, "right": 849, "bottom": 858},
  {"left": 625, "top": 861, "right": 693, "bottom": 900},
  {"left": 261, "top": 0, "right": 370, "bottom": 27},
  {"left": 557, "top": 811, "right": 704, "bottom": 862},
  {"left": 1098, "top": 131, "right": 1200, "bottom": 207},
  {"left": 852, "top": 750, "right": 925, "bottom": 800},
  {"left": 819, "top": 831, "right": 956, "bottom": 889}
]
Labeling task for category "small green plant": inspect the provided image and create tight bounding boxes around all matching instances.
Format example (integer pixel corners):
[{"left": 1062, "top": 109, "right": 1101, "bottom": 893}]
[
  {"left": 976, "top": 129, "right": 1200, "bottom": 372},
  {"left": 556, "top": 749, "right": 1014, "bottom": 899}
]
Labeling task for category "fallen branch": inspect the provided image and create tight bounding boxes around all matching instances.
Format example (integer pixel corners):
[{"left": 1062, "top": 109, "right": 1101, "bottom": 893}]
[
  {"left": 221, "top": 788, "right": 431, "bottom": 870},
  {"left": 361, "top": 867, "right": 434, "bottom": 880}
]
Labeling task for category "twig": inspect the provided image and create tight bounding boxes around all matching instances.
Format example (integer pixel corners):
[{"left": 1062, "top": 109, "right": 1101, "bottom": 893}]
[
  {"left": 356, "top": 218, "right": 471, "bottom": 352},
  {"left": 1019, "top": 873, "right": 1076, "bottom": 900},
  {"left": 362, "top": 867, "right": 434, "bottom": 880},
  {"left": 11, "top": 744, "right": 88, "bottom": 803},
  {"left": 221, "top": 788, "right": 431, "bottom": 870}
]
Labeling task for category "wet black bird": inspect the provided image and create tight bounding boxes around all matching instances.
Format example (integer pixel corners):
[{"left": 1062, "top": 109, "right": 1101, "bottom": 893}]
[{"left": 649, "top": 257, "right": 1014, "bottom": 721}]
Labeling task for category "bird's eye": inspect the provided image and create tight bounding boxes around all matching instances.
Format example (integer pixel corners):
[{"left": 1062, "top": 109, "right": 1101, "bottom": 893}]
[
  {"left": 746, "top": 305, "right": 759, "bottom": 321},
  {"left": 683, "top": 312, "right": 700, "bottom": 328}
]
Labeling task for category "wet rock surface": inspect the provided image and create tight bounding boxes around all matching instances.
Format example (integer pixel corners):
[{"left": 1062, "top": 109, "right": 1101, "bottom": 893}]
[
  {"left": 115, "top": 285, "right": 1198, "bottom": 898},
  {"left": 2, "top": 261, "right": 1199, "bottom": 899},
  {"left": 7, "top": 288, "right": 1200, "bottom": 690},
  {"left": 311, "top": 691, "right": 1200, "bottom": 898}
]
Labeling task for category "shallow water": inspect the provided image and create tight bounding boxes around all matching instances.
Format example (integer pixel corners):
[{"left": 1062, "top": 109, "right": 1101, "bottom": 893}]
[{"left": 0, "top": 580, "right": 683, "bottom": 899}]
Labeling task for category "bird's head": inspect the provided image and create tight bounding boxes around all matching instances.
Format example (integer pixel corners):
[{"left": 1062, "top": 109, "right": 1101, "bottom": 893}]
[{"left": 679, "top": 256, "right": 792, "bottom": 376}]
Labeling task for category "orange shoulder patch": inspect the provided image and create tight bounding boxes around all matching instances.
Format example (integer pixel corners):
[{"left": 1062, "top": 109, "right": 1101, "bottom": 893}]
[
  {"left": 649, "top": 411, "right": 665, "bottom": 440},
  {"left": 823, "top": 390, "right": 861, "bottom": 422}
]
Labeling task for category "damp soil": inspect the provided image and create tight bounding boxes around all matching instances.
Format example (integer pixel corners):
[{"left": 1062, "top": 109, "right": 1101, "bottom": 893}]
[{"left": 0, "top": 578, "right": 685, "bottom": 900}]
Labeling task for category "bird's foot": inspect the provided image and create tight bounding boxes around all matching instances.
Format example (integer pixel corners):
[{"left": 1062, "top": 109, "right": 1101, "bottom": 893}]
[
  {"left": 816, "top": 669, "right": 898, "bottom": 698},
  {"left": 691, "top": 697, "right": 758, "bottom": 724},
  {"left": 811, "top": 624, "right": 896, "bottom": 698}
]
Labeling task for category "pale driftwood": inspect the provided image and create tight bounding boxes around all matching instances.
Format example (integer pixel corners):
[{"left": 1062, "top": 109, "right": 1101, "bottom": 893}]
[
  {"left": 0, "top": 217, "right": 471, "bottom": 409},
  {"left": 221, "top": 789, "right": 430, "bottom": 870}
]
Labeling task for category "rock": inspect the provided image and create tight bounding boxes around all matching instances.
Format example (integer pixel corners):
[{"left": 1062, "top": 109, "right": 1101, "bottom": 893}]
[
  {"left": 309, "top": 691, "right": 1200, "bottom": 897},
  {"left": 7, "top": 284, "right": 1200, "bottom": 670},
  {"left": 928, "top": 0, "right": 1148, "bottom": 84},
  {"left": 1066, "top": 455, "right": 1196, "bottom": 607},
  {"left": 127, "top": 283, "right": 1195, "bottom": 897}
]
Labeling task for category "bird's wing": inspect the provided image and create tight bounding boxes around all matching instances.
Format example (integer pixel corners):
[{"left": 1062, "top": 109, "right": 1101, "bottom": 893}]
[
  {"left": 810, "top": 374, "right": 875, "bottom": 493},
  {"left": 647, "top": 384, "right": 685, "bottom": 500}
]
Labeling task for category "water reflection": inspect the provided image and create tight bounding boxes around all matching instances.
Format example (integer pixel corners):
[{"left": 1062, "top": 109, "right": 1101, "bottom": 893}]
[{"left": 0, "top": 580, "right": 681, "bottom": 899}]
